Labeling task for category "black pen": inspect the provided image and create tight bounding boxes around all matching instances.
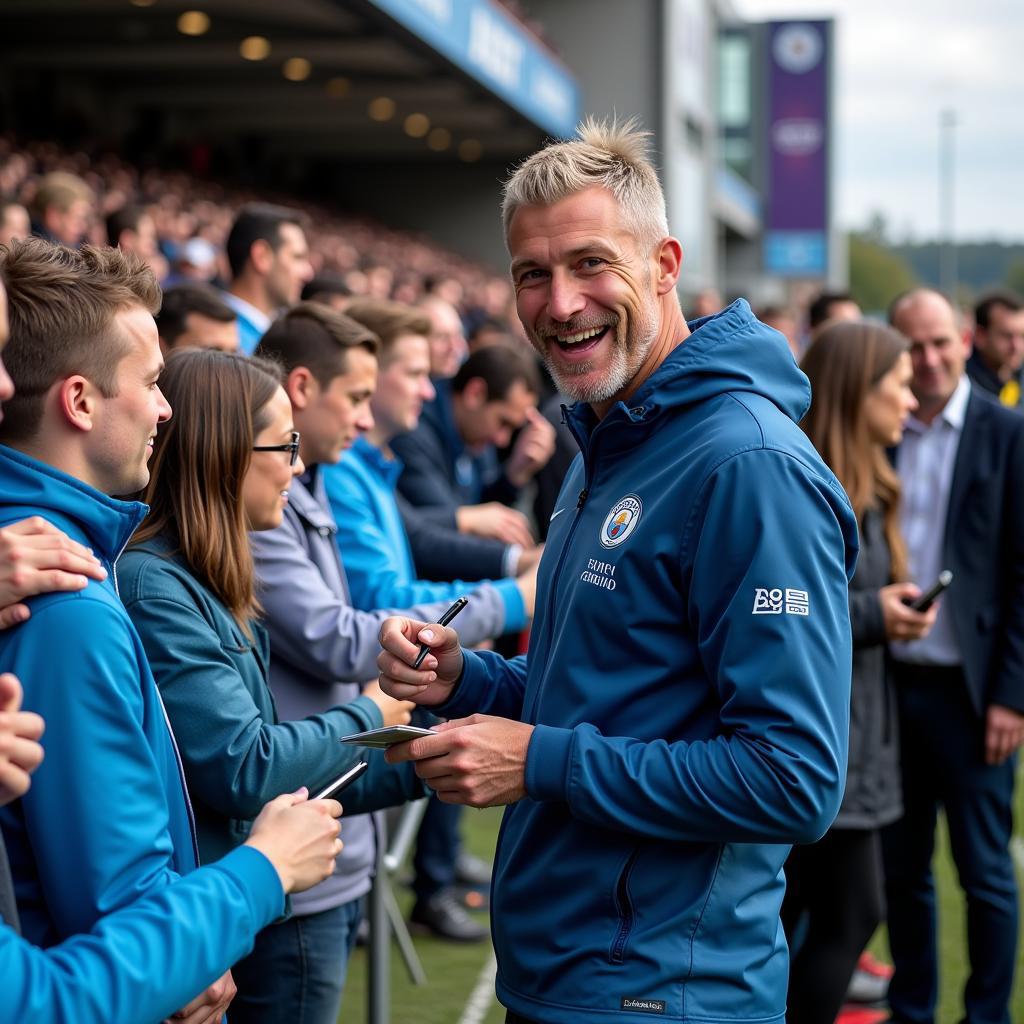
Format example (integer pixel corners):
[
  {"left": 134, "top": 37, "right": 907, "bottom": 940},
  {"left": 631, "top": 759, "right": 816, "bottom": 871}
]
[{"left": 413, "top": 596, "right": 469, "bottom": 669}]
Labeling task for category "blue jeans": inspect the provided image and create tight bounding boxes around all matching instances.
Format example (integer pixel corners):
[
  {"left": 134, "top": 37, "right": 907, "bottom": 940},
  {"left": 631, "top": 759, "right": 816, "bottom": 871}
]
[
  {"left": 413, "top": 794, "right": 462, "bottom": 900},
  {"left": 229, "top": 898, "right": 363, "bottom": 1024},
  {"left": 882, "top": 664, "right": 1018, "bottom": 1024}
]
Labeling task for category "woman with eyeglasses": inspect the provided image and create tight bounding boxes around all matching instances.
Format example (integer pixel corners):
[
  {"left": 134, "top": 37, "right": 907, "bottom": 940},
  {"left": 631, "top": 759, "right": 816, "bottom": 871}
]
[
  {"left": 781, "top": 320, "right": 939, "bottom": 1024},
  {"left": 117, "top": 349, "right": 419, "bottom": 1013}
]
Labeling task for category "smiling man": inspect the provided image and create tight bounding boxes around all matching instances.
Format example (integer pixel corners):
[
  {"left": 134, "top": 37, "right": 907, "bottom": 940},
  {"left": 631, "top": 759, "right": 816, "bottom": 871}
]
[
  {"left": 884, "top": 287, "right": 1024, "bottom": 1024},
  {"left": 376, "top": 118, "right": 859, "bottom": 1024}
]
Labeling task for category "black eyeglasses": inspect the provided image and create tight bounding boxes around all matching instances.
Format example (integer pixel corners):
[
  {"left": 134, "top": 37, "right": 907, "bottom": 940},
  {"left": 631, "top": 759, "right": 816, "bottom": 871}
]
[{"left": 253, "top": 430, "right": 301, "bottom": 467}]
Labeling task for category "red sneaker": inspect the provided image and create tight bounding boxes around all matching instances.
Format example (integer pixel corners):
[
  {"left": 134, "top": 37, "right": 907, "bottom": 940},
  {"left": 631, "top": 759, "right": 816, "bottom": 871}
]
[
  {"left": 835, "top": 1005, "right": 889, "bottom": 1024},
  {"left": 856, "top": 951, "right": 894, "bottom": 979}
]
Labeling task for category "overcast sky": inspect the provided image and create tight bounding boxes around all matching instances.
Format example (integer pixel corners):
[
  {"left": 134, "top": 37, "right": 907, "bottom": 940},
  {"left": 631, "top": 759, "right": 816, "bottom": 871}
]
[{"left": 736, "top": 0, "right": 1023, "bottom": 242}]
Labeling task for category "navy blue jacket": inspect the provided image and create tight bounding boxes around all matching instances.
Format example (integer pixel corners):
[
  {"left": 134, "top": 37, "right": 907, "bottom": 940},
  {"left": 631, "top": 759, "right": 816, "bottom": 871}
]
[
  {"left": 440, "top": 301, "right": 858, "bottom": 1023},
  {"left": 904, "top": 385, "right": 1024, "bottom": 715},
  {"left": 392, "top": 380, "right": 517, "bottom": 581}
]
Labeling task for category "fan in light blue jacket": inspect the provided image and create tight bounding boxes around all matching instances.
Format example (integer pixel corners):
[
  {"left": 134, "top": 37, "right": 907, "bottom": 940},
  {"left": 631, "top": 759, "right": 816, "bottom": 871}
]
[
  {"left": 0, "top": 445, "right": 198, "bottom": 950},
  {"left": 323, "top": 436, "right": 527, "bottom": 627},
  {"left": 3, "top": 844, "right": 282, "bottom": 1024}
]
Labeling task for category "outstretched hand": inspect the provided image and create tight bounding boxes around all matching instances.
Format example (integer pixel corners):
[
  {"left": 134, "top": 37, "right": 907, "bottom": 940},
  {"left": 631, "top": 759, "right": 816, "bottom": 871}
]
[{"left": 385, "top": 713, "right": 534, "bottom": 807}]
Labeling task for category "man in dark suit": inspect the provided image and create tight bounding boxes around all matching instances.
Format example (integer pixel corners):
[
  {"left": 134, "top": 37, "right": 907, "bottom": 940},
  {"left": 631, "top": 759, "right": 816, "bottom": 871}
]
[
  {"left": 885, "top": 288, "right": 1024, "bottom": 1024},
  {"left": 393, "top": 344, "right": 552, "bottom": 581}
]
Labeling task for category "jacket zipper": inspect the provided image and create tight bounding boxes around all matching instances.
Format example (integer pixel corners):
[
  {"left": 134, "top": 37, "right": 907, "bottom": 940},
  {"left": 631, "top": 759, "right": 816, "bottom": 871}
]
[
  {"left": 522, "top": 478, "right": 591, "bottom": 724},
  {"left": 113, "top": 530, "right": 201, "bottom": 866},
  {"left": 522, "top": 409, "right": 622, "bottom": 723}
]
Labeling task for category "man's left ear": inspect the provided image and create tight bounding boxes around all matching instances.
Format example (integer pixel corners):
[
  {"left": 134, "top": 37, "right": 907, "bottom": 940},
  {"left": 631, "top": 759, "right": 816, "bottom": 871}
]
[
  {"left": 286, "top": 366, "right": 317, "bottom": 411},
  {"left": 654, "top": 238, "right": 683, "bottom": 296},
  {"left": 461, "top": 377, "right": 488, "bottom": 409}
]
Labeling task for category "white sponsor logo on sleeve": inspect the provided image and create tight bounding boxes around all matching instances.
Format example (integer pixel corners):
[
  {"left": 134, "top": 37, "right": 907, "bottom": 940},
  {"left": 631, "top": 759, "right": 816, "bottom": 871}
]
[{"left": 753, "top": 587, "right": 809, "bottom": 616}]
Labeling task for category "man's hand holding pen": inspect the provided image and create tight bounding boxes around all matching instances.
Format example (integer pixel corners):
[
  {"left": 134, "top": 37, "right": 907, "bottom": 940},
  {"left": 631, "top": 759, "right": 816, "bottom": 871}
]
[{"left": 376, "top": 606, "right": 534, "bottom": 808}]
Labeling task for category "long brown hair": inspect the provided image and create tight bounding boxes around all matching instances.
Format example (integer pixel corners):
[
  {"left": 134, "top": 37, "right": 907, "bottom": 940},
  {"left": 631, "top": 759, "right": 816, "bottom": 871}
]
[
  {"left": 132, "top": 348, "right": 283, "bottom": 633},
  {"left": 800, "top": 320, "right": 910, "bottom": 581}
]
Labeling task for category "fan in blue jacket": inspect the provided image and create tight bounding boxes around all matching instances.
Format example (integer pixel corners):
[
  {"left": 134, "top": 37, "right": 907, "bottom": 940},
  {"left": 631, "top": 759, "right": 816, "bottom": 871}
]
[
  {"left": 0, "top": 446, "right": 199, "bottom": 946},
  {"left": 0, "top": 664, "right": 345, "bottom": 1024},
  {"left": 324, "top": 436, "right": 527, "bottom": 624},
  {"left": 0, "top": 238, "right": 241, "bottom": 1022},
  {"left": 379, "top": 121, "right": 858, "bottom": 1024}
]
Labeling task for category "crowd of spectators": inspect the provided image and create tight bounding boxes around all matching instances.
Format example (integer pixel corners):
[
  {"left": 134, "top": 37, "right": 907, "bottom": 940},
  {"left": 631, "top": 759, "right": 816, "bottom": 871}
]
[
  {"left": 1, "top": 124, "right": 1022, "bottom": 1024},
  {"left": 0, "top": 136, "right": 522, "bottom": 335}
]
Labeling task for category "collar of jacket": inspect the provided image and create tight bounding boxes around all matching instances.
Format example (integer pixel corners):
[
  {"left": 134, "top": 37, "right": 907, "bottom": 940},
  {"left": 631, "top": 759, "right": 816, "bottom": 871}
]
[
  {"left": 966, "top": 348, "right": 1009, "bottom": 396},
  {"left": 421, "top": 377, "right": 465, "bottom": 462},
  {"left": 564, "top": 297, "right": 810, "bottom": 453},
  {"left": 286, "top": 467, "right": 337, "bottom": 534},
  {"left": 0, "top": 443, "right": 148, "bottom": 564},
  {"left": 349, "top": 435, "right": 404, "bottom": 489}
]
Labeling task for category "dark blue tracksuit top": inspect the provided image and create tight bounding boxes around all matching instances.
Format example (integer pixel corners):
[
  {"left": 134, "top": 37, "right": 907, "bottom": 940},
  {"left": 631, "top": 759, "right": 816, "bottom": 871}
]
[{"left": 439, "top": 299, "right": 859, "bottom": 1023}]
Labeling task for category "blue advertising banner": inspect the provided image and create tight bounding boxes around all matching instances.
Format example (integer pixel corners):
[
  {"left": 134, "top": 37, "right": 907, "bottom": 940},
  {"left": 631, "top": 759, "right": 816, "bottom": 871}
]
[
  {"left": 763, "top": 20, "right": 832, "bottom": 277},
  {"left": 365, "top": 0, "right": 580, "bottom": 139}
]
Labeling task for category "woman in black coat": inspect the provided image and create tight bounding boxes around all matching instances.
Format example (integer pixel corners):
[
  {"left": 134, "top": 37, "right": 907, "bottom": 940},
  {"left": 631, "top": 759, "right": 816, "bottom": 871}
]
[{"left": 782, "top": 320, "right": 939, "bottom": 1024}]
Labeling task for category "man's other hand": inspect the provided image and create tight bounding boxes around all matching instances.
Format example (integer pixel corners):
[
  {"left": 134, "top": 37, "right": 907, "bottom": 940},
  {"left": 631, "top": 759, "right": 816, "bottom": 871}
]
[
  {"left": 385, "top": 713, "right": 533, "bottom": 807},
  {"left": 0, "top": 672, "right": 45, "bottom": 806},
  {"left": 985, "top": 703, "right": 1024, "bottom": 765},
  {"left": 505, "top": 406, "right": 557, "bottom": 487}
]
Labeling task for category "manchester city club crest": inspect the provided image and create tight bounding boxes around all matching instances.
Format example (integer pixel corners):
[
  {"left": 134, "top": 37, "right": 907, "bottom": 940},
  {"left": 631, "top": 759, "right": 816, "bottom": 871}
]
[{"left": 599, "top": 494, "right": 643, "bottom": 548}]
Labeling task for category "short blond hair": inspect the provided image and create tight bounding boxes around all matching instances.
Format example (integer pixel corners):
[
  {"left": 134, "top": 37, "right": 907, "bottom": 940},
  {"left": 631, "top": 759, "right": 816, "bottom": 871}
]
[
  {"left": 501, "top": 117, "right": 669, "bottom": 252},
  {"left": 32, "top": 171, "right": 93, "bottom": 216}
]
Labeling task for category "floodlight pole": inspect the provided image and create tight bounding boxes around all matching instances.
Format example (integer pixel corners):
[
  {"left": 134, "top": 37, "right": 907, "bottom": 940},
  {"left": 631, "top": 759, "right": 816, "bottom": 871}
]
[{"left": 939, "top": 108, "right": 958, "bottom": 299}]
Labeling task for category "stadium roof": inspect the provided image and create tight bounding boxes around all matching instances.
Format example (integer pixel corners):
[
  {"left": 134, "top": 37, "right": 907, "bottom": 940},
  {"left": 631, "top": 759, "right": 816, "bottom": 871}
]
[{"left": 0, "top": 0, "right": 580, "bottom": 163}]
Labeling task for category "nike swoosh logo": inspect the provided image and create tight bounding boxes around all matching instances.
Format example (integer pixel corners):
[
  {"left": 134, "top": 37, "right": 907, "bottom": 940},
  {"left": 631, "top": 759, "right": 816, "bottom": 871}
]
[{"left": 549, "top": 508, "right": 567, "bottom": 522}]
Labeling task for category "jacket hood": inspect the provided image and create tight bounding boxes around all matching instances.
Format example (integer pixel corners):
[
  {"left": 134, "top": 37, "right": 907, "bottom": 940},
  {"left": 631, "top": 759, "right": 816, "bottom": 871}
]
[
  {"left": 577, "top": 299, "right": 809, "bottom": 428},
  {"left": 0, "top": 444, "right": 148, "bottom": 563}
]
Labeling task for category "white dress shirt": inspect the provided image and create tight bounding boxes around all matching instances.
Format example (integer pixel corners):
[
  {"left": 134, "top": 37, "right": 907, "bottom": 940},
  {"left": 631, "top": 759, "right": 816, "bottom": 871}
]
[{"left": 891, "top": 374, "right": 971, "bottom": 665}]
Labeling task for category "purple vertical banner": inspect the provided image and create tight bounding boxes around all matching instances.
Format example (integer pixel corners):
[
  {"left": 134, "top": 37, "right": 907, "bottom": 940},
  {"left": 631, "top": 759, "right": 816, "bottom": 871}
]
[{"left": 763, "top": 20, "right": 832, "bottom": 276}]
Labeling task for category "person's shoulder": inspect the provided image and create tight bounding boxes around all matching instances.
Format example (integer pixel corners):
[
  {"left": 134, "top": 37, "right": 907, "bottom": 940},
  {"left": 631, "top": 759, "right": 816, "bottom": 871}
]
[
  {"left": 25, "top": 581, "right": 119, "bottom": 617},
  {"left": 118, "top": 545, "right": 201, "bottom": 606},
  {"left": 393, "top": 418, "right": 439, "bottom": 452},
  {"left": 682, "top": 400, "right": 848, "bottom": 507},
  {"left": 1, "top": 584, "right": 136, "bottom": 661},
  {"left": 971, "top": 387, "right": 1024, "bottom": 433},
  {"left": 680, "top": 390, "right": 820, "bottom": 471},
  {"left": 396, "top": 402, "right": 446, "bottom": 453}
]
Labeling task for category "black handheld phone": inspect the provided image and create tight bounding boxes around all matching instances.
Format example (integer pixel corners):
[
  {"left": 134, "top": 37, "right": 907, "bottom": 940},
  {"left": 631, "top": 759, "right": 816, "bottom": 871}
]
[
  {"left": 907, "top": 570, "right": 953, "bottom": 612},
  {"left": 314, "top": 760, "right": 369, "bottom": 801}
]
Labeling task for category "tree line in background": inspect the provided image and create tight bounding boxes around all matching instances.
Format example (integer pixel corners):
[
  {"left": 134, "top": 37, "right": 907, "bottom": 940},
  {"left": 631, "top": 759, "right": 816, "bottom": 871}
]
[{"left": 848, "top": 213, "right": 1024, "bottom": 316}]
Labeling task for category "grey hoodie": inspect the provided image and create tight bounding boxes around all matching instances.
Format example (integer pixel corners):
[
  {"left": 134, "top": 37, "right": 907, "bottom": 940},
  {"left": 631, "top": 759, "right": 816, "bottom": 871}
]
[{"left": 251, "top": 467, "right": 509, "bottom": 913}]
